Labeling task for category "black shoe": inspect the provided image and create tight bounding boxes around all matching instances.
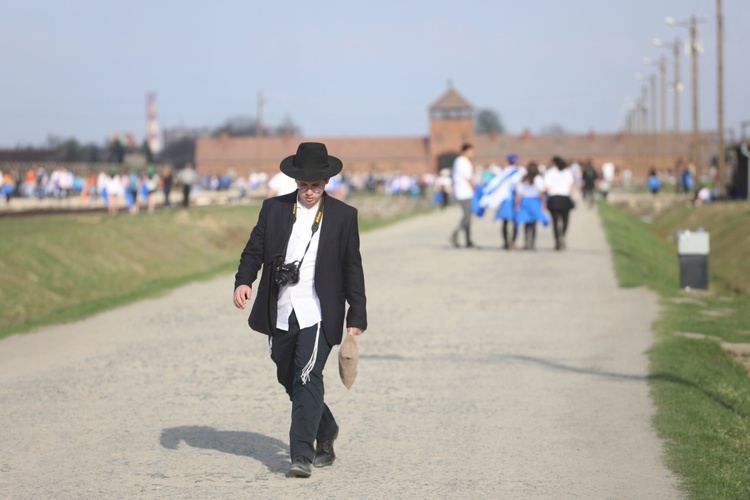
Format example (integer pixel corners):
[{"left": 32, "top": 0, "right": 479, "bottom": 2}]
[
  {"left": 449, "top": 234, "right": 459, "bottom": 248},
  {"left": 313, "top": 431, "right": 338, "bottom": 468},
  {"left": 288, "top": 456, "right": 312, "bottom": 478}
]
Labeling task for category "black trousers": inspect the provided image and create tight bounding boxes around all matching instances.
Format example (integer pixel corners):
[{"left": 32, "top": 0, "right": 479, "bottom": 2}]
[
  {"left": 182, "top": 185, "right": 191, "bottom": 207},
  {"left": 502, "top": 219, "right": 518, "bottom": 247},
  {"left": 550, "top": 210, "right": 570, "bottom": 248},
  {"left": 270, "top": 311, "right": 338, "bottom": 462}
]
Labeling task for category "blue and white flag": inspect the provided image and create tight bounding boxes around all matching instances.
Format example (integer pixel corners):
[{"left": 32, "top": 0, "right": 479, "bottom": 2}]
[{"left": 479, "top": 166, "right": 524, "bottom": 209}]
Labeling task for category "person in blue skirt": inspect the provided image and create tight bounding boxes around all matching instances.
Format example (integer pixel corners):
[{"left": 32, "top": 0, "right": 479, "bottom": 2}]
[
  {"left": 514, "top": 162, "right": 549, "bottom": 250},
  {"left": 487, "top": 154, "right": 525, "bottom": 250}
]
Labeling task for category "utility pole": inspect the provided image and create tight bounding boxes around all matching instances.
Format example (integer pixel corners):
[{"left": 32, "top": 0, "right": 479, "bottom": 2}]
[
  {"left": 641, "top": 83, "right": 651, "bottom": 172},
  {"left": 673, "top": 37, "right": 681, "bottom": 169},
  {"left": 256, "top": 91, "right": 265, "bottom": 138},
  {"left": 651, "top": 73, "right": 657, "bottom": 168},
  {"left": 660, "top": 56, "right": 667, "bottom": 171},
  {"left": 716, "top": 0, "right": 726, "bottom": 197},
  {"left": 667, "top": 14, "right": 705, "bottom": 173},
  {"left": 628, "top": 105, "right": 636, "bottom": 174},
  {"left": 650, "top": 74, "right": 657, "bottom": 133},
  {"left": 654, "top": 36, "right": 682, "bottom": 168},
  {"left": 690, "top": 15, "right": 700, "bottom": 171},
  {"left": 257, "top": 92, "right": 265, "bottom": 170}
]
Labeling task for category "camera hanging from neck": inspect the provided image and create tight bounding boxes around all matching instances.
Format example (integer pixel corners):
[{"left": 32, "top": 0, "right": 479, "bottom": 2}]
[{"left": 284, "top": 196, "right": 324, "bottom": 269}]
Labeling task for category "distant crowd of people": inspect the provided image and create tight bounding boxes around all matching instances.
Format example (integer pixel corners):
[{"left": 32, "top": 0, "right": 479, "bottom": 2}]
[
  {"left": 0, "top": 163, "right": 212, "bottom": 212},
  {"left": 2, "top": 154, "right": 722, "bottom": 216},
  {"left": 2, "top": 165, "right": 80, "bottom": 202},
  {"left": 446, "top": 144, "right": 604, "bottom": 251},
  {"left": 230, "top": 169, "right": 439, "bottom": 202},
  {"left": 439, "top": 146, "right": 731, "bottom": 251},
  {"left": 0, "top": 164, "right": 200, "bottom": 213},
  {"left": 645, "top": 159, "right": 717, "bottom": 206},
  {"left": 2, "top": 161, "right": 443, "bottom": 212}
]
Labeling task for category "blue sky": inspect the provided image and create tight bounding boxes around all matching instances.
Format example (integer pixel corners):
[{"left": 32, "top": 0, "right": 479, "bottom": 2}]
[{"left": 1, "top": 0, "right": 748, "bottom": 147}]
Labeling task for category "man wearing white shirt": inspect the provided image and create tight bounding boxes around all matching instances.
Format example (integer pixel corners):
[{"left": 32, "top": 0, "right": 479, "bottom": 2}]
[
  {"left": 233, "top": 143, "right": 367, "bottom": 478},
  {"left": 449, "top": 143, "right": 477, "bottom": 248}
]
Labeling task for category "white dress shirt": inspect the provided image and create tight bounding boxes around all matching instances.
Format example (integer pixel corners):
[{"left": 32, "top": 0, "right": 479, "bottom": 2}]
[{"left": 276, "top": 200, "right": 323, "bottom": 330}]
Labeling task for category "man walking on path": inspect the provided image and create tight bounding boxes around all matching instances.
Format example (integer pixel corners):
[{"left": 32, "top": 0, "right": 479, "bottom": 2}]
[
  {"left": 449, "top": 143, "right": 476, "bottom": 248},
  {"left": 233, "top": 142, "right": 367, "bottom": 478}
]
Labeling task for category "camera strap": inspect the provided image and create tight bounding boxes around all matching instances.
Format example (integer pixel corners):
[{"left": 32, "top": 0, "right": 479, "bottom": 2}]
[{"left": 283, "top": 197, "right": 325, "bottom": 269}]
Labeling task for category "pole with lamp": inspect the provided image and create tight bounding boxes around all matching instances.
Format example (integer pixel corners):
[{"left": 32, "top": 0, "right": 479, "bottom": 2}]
[
  {"left": 716, "top": 0, "right": 726, "bottom": 197},
  {"left": 643, "top": 57, "right": 667, "bottom": 168},
  {"left": 256, "top": 91, "right": 265, "bottom": 170},
  {"left": 641, "top": 83, "right": 649, "bottom": 174},
  {"left": 666, "top": 15, "right": 703, "bottom": 173},
  {"left": 622, "top": 97, "right": 636, "bottom": 174},
  {"left": 653, "top": 37, "right": 683, "bottom": 172},
  {"left": 644, "top": 57, "right": 665, "bottom": 170},
  {"left": 632, "top": 80, "right": 649, "bottom": 175}
]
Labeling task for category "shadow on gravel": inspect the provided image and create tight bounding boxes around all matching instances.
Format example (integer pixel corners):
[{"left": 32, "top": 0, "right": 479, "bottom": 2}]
[
  {"left": 160, "top": 426, "right": 288, "bottom": 472},
  {"left": 502, "top": 355, "right": 748, "bottom": 417},
  {"left": 501, "top": 354, "right": 649, "bottom": 381},
  {"left": 649, "top": 373, "right": 749, "bottom": 418}
]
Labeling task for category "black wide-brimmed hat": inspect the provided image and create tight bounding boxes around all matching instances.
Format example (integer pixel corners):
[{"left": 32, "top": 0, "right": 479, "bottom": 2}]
[{"left": 279, "top": 142, "right": 343, "bottom": 181}]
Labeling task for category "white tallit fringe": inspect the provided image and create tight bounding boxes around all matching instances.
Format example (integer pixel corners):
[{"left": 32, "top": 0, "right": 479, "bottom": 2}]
[{"left": 300, "top": 322, "right": 321, "bottom": 385}]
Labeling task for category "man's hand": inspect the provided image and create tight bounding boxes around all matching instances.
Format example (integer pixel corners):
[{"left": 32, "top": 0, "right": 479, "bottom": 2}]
[
  {"left": 347, "top": 327, "right": 365, "bottom": 336},
  {"left": 233, "top": 285, "right": 252, "bottom": 309}
]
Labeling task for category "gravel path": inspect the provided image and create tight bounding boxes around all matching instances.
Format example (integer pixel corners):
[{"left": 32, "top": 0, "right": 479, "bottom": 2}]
[{"left": 0, "top": 204, "right": 682, "bottom": 499}]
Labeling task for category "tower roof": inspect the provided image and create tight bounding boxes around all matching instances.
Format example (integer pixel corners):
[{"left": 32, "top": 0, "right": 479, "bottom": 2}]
[{"left": 429, "top": 87, "right": 473, "bottom": 110}]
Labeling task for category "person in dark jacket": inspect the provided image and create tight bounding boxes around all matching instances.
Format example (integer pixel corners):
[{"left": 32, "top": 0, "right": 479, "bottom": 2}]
[
  {"left": 581, "top": 159, "right": 599, "bottom": 208},
  {"left": 233, "top": 142, "right": 367, "bottom": 478},
  {"left": 162, "top": 166, "right": 174, "bottom": 207}
]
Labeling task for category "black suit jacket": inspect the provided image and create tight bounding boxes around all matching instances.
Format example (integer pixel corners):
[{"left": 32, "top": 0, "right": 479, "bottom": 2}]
[{"left": 234, "top": 192, "right": 367, "bottom": 346}]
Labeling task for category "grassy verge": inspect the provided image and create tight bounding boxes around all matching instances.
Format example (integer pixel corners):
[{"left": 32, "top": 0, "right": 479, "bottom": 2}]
[
  {"left": 598, "top": 202, "right": 750, "bottom": 499},
  {"left": 0, "top": 196, "right": 433, "bottom": 339},
  {"left": 0, "top": 205, "right": 259, "bottom": 339},
  {"left": 649, "top": 201, "right": 750, "bottom": 295}
]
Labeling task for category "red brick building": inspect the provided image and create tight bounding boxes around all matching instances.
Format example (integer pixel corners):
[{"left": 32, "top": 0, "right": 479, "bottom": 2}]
[{"left": 195, "top": 86, "right": 714, "bottom": 181}]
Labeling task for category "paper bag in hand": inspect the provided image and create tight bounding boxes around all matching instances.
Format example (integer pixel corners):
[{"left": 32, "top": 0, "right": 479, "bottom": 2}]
[{"left": 338, "top": 333, "right": 359, "bottom": 389}]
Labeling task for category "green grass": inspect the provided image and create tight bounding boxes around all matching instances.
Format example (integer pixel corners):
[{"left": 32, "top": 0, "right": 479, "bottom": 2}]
[
  {"left": 600, "top": 199, "right": 679, "bottom": 296},
  {"left": 598, "top": 202, "right": 750, "bottom": 499},
  {"left": 0, "top": 205, "right": 259, "bottom": 338},
  {"left": 649, "top": 202, "right": 750, "bottom": 295},
  {"left": 0, "top": 196, "right": 433, "bottom": 339}
]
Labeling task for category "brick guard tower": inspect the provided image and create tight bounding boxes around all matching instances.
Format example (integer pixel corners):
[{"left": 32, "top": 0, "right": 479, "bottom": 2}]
[{"left": 429, "top": 84, "right": 474, "bottom": 172}]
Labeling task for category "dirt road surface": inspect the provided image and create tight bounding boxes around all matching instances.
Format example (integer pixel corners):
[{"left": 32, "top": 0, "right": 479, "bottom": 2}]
[{"left": 0, "top": 204, "right": 682, "bottom": 499}]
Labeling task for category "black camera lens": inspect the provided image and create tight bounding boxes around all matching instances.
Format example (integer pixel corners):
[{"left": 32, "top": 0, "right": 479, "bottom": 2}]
[{"left": 274, "top": 262, "right": 300, "bottom": 287}]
